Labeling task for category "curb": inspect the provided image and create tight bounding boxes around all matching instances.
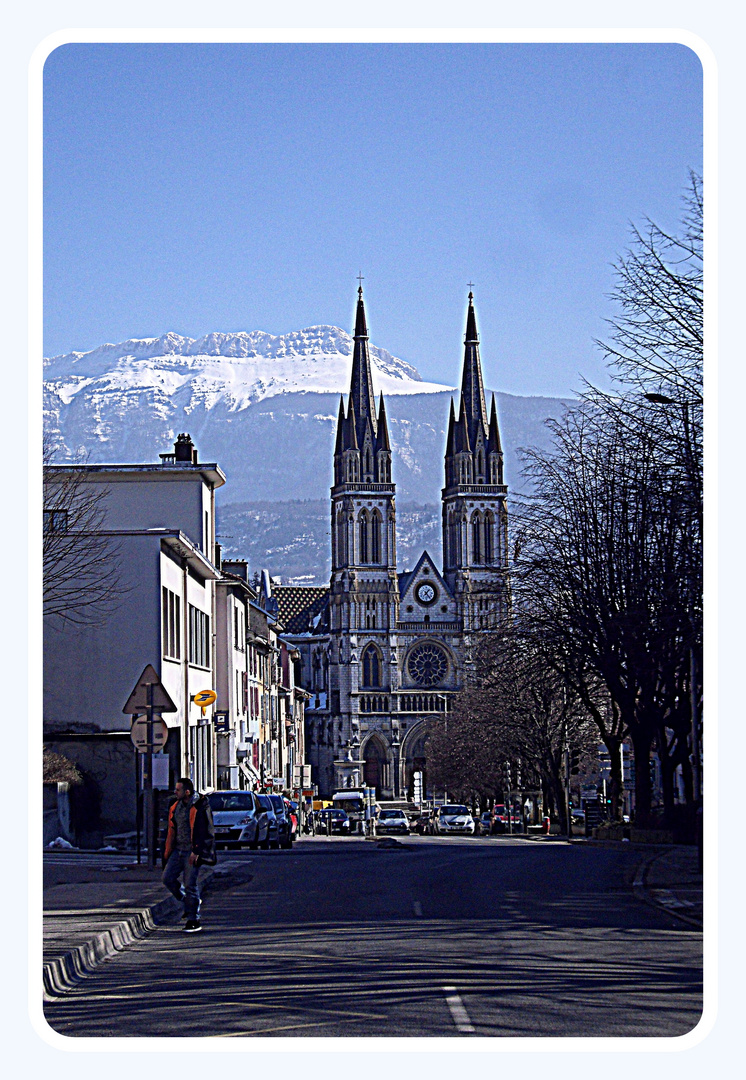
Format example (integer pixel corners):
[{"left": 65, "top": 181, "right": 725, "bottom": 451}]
[
  {"left": 43, "top": 895, "right": 180, "bottom": 1001},
  {"left": 632, "top": 850, "right": 703, "bottom": 930},
  {"left": 43, "top": 867, "right": 215, "bottom": 1001}
]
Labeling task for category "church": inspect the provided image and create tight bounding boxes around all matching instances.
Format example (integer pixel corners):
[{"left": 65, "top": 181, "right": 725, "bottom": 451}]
[{"left": 275, "top": 286, "right": 509, "bottom": 800}]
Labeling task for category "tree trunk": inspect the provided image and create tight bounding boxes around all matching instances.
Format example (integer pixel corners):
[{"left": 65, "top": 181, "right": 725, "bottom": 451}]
[
  {"left": 605, "top": 734, "right": 624, "bottom": 821},
  {"left": 631, "top": 729, "right": 654, "bottom": 825}
]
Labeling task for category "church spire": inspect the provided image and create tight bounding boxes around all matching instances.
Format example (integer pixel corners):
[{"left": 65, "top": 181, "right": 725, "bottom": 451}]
[
  {"left": 377, "top": 392, "right": 391, "bottom": 451},
  {"left": 349, "top": 285, "right": 377, "bottom": 436},
  {"left": 459, "top": 291, "right": 489, "bottom": 445}
]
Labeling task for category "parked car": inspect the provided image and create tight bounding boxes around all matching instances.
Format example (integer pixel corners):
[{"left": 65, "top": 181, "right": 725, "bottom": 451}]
[
  {"left": 207, "top": 790, "right": 268, "bottom": 850},
  {"left": 434, "top": 804, "right": 475, "bottom": 836},
  {"left": 314, "top": 808, "right": 352, "bottom": 835},
  {"left": 492, "top": 804, "right": 521, "bottom": 832},
  {"left": 255, "top": 793, "right": 281, "bottom": 848},
  {"left": 416, "top": 810, "right": 435, "bottom": 835},
  {"left": 267, "top": 793, "right": 294, "bottom": 849},
  {"left": 377, "top": 809, "right": 410, "bottom": 835}
]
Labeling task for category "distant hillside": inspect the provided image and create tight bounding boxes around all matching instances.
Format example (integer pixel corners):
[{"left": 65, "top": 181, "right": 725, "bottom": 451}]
[{"left": 217, "top": 500, "right": 443, "bottom": 586}]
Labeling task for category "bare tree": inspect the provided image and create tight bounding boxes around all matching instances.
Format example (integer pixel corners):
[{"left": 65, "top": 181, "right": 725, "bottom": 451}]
[
  {"left": 426, "top": 625, "right": 600, "bottom": 829},
  {"left": 43, "top": 439, "right": 127, "bottom": 626}
]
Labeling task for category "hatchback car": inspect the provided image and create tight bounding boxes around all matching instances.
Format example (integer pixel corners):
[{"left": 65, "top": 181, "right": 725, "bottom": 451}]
[
  {"left": 314, "top": 808, "right": 351, "bottom": 835},
  {"left": 255, "top": 793, "right": 281, "bottom": 848},
  {"left": 267, "top": 793, "right": 294, "bottom": 849},
  {"left": 377, "top": 809, "right": 410, "bottom": 835},
  {"left": 434, "top": 804, "right": 475, "bottom": 836},
  {"left": 207, "top": 790, "right": 268, "bottom": 849}
]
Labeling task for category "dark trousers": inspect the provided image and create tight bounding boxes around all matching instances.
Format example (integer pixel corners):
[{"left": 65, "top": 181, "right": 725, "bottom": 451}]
[{"left": 162, "top": 850, "right": 201, "bottom": 919}]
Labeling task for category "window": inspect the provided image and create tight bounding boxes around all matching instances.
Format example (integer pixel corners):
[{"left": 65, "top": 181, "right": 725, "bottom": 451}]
[
  {"left": 471, "top": 512, "right": 483, "bottom": 564},
  {"left": 484, "top": 511, "right": 494, "bottom": 563},
  {"left": 362, "top": 644, "right": 381, "bottom": 688},
  {"left": 359, "top": 510, "right": 369, "bottom": 564},
  {"left": 43, "top": 509, "right": 68, "bottom": 533},
  {"left": 371, "top": 510, "right": 382, "bottom": 563},
  {"left": 188, "top": 604, "right": 210, "bottom": 668},
  {"left": 234, "top": 604, "right": 244, "bottom": 650},
  {"left": 162, "top": 587, "right": 181, "bottom": 660}
]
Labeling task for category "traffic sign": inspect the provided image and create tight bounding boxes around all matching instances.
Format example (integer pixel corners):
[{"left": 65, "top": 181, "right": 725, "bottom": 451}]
[
  {"left": 130, "top": 716, "right": 169, "bottom": 752},
  {"left": 123, "top": 665, "right": 177, "bottom": 714}
]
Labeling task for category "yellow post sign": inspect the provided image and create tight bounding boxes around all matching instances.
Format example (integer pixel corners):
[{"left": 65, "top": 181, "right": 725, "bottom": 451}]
[{"left": 193, "top": 689, "right": 217, "bottom": 717}]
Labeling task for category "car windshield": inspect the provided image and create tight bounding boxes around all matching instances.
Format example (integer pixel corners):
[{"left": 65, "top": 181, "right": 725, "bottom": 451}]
[
  {"left": 269, "top": 795, "right": 285, "bottom": 811},
  {"left": 208, "top": 793, "right": 254, "bottom": 811},
  {"left": 440, "top": 805, "right": 468, "bottom": 815},
  {"left": 380, "top": 810, "right": 403, "bottom": 819},
  {"left": 257, "top": 795, "right": 274, "bottom": 811}
]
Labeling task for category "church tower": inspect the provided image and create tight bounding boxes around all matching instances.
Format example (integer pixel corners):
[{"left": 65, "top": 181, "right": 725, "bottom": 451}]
[
  {"left": 329, "top": 286, "right": 400, "bottom": 782},
  {"left": 442, "top": 291, "right": 509, "bottom": 628}
]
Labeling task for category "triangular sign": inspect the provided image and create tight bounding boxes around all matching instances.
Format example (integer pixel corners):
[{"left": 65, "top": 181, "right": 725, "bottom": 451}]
[{"left": 122, "top": 664, "right": 178, "bottom": 714}]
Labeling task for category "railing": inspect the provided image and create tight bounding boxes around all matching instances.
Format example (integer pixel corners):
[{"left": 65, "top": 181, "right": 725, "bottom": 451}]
[
  {"left": 331, "top": 483, "right": 396, "bottom": 493},
  {"left": 442, "top": 484, "right": 508, "bottom": 495},
  {"left": 397, "top": 621, "right": 461, "bottom": 631},
  {"left": 359, "top": 694, "right": 390, "bottom": 713},
  {"left": 398, "top": 694, "right": 451, "bottom": 714}
]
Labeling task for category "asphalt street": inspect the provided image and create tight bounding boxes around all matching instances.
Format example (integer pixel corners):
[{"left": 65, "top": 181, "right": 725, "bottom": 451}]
[{"left": 43, "top": 835, "right": 702, "bottom": 1038}]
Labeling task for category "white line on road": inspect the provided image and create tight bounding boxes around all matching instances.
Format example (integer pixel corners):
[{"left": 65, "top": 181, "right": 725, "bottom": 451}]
[
  {"left": 443, "top": 986, "right": 475, "bottom": 1033},
  {"left": 412, "top": 901, "right": 423, "bottom": 917}
]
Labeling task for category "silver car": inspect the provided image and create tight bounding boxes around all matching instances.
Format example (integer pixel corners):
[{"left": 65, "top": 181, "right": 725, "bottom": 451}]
[
  {"left": 434, "top": 804, "right": 475, "bottom": 836},
  {"left": 207, "top": 790, "right": 268, "bottom": 849}
]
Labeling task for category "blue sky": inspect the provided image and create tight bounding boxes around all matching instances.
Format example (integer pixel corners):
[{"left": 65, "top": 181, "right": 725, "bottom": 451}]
[{"left": 43, "top": 42, "right": 702, "bottom": 397}]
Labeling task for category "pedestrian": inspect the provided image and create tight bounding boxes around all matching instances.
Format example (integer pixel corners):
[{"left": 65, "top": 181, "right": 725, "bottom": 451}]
[{"left": 162, "top": 777, "right": 217, "bottom": 933}]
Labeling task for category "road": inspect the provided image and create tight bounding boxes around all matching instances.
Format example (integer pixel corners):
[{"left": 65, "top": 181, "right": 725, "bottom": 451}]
[{"left": 44, "top": 835, "right": 702, "bottom": 1038}]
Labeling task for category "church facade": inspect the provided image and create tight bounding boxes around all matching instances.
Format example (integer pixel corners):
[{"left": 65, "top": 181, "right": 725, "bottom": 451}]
[{"left": 275, "top": 287, "right": 509, "bottom": 800}]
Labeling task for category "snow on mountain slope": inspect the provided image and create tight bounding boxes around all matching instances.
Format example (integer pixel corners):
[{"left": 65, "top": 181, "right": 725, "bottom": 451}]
[{"left": 43, "top": 326, "right": 453, "bottom": 410}]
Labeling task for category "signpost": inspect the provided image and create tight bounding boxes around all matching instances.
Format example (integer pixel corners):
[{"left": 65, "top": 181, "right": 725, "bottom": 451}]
[{"left": 123, "top": 665, "right": 177, "bottom": 869}]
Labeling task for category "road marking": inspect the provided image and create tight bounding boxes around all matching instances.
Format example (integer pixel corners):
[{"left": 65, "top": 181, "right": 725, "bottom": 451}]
[
  {"left": 443, "top": 986, "right": 475, "bottom": 1033},
  {"left": 412, "top": 901, "right": 423, "bottom": 917}
]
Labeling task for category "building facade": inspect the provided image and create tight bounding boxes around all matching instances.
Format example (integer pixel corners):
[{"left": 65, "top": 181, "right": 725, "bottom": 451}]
[{"left": 277, "top": 288, "right": 509, "bottom": 801}]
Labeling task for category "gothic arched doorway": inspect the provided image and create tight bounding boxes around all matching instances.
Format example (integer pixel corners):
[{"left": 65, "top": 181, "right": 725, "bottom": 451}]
[
  {"left": 401, "top": 721, "right": 431, "bottom": 800},
  {"left": 363, "top": 735, "right": 388, "bottom": 797}
]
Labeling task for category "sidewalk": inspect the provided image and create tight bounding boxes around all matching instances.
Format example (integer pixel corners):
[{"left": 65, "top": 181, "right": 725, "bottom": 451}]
[{"left": 42, "top": 855, "right": 214, "bottom": 1001}]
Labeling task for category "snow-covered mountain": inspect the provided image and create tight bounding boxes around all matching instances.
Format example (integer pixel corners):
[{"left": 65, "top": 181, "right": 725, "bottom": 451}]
[
  {"left": 43, "top": 326, "right": 572, "bottom": 520},
  {"left": 44, "top": 326, "right": 452, "bottom": 412}
]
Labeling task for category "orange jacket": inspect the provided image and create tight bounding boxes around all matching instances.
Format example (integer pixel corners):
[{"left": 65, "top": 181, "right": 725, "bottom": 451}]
[{"left": 163, "top": 794, "right": 216, "bottom": 865}]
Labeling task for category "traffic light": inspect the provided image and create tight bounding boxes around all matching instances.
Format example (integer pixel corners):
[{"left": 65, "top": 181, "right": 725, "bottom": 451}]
[{"left": 569, "top": 748, "right": 581, "bottom": 775}]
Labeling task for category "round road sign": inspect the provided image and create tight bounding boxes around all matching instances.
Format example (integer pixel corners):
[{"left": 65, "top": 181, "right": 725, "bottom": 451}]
[{"left": 130, "top": 716, "right": 169, "bottom": 752}]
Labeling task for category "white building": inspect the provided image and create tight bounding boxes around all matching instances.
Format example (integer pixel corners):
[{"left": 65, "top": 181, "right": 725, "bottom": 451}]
[{"left": 44, "top": 434, "right": 226, "bottom": 838}]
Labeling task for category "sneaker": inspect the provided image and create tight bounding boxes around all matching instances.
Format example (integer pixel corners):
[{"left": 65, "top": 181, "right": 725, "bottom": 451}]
[{"left": 184, "top": 919, "right": 202, "bottom": 933}]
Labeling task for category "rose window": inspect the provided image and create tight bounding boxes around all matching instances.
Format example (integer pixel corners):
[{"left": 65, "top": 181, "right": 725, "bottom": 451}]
[{"left": 407, "top": 642, "right": 448, "bottom": 687}]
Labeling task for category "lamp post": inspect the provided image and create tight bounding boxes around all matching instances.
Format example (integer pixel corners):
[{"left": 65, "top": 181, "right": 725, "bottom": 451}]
[{"left": 391, "top": 721, "right": 401, "bottom": 800}]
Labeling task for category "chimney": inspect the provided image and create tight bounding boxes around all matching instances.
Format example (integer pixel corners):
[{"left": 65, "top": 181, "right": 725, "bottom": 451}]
[
  {"left": 222, "top": 559, "right": 248, "bottom": 582},
  {"left": 174, "top": 433, "right": 198, "bottom": 464}
]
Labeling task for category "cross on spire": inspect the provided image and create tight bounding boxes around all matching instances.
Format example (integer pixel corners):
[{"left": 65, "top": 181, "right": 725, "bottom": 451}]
[{"left": 357, "top": 271, "right": 365, "bottom": 290}]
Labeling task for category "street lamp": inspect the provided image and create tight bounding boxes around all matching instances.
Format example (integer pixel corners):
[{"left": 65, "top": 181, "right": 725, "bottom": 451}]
[{"left": 391, "top": 721, "right": 401, "bottom": 799}]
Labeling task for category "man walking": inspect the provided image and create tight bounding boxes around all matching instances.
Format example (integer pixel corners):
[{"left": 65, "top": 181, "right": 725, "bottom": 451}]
[{"left": 162, "top": 777, "right": 216, "bottom": 933}]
